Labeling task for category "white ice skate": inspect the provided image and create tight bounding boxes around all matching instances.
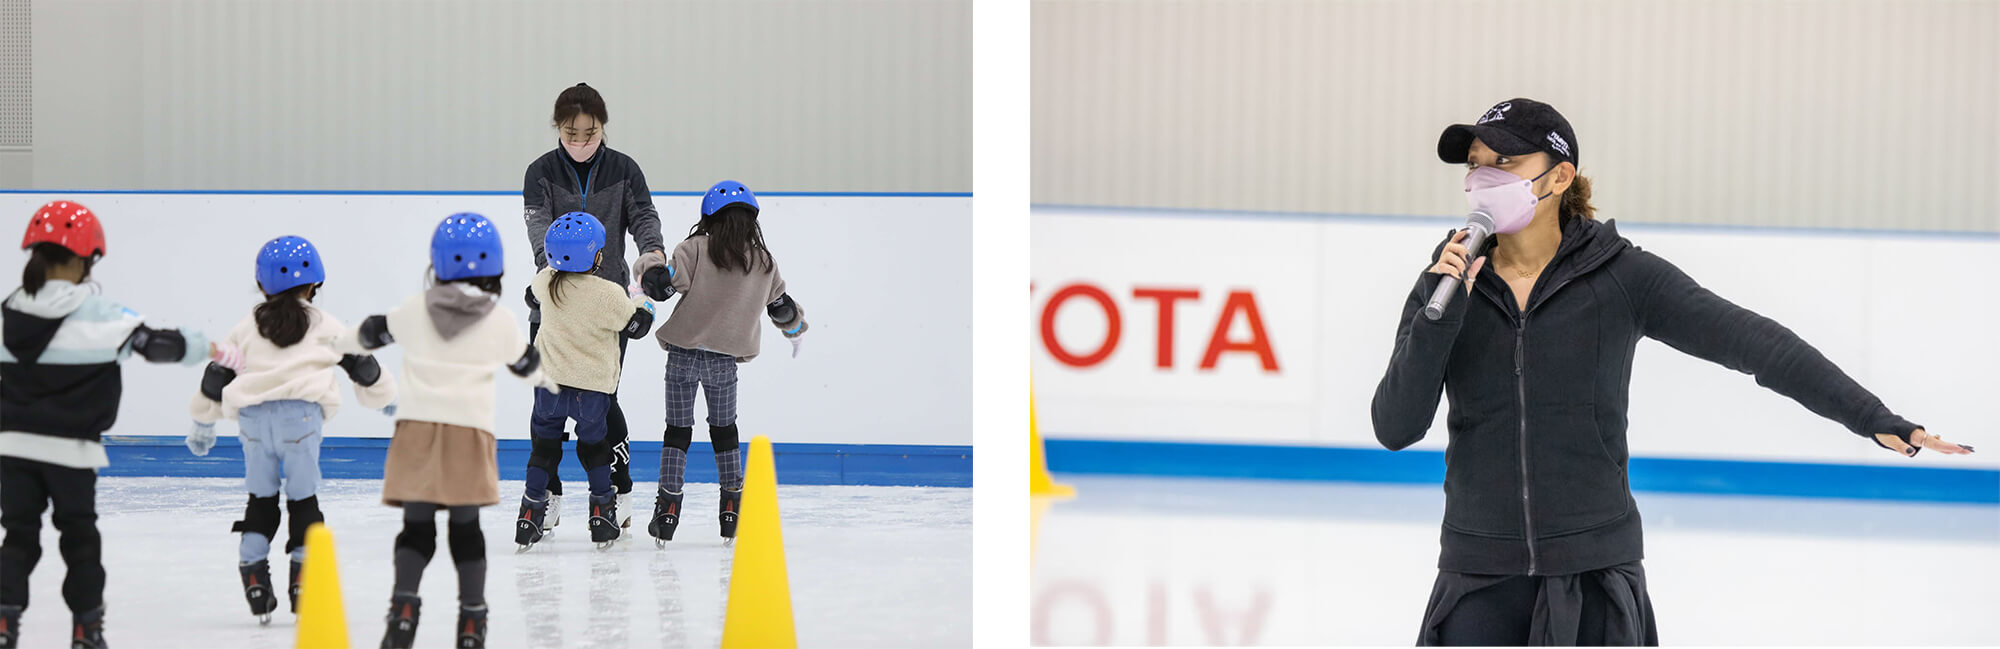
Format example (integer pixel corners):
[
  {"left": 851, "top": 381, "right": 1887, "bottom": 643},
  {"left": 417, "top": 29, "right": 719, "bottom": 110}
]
[{"left": 542, "top": 490, "right": 562, "bottom": 534}]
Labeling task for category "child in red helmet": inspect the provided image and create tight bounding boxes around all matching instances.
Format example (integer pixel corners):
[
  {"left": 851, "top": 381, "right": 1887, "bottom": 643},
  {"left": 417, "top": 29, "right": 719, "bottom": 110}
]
[{"left": 0, "top": 201, "right": 242, "bottom": 649}]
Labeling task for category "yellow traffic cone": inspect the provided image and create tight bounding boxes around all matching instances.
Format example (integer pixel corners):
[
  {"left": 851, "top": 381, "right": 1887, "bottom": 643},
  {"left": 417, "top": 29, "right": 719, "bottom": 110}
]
[
  {"left": 295, "top": 523, "right": 349, "bottom": 649},
  {"left": 721, "top": 435, "right": 797, "bottom": 649},
  {"left": 1030, "top": 387, "right": 1075, "bottom": 498}
]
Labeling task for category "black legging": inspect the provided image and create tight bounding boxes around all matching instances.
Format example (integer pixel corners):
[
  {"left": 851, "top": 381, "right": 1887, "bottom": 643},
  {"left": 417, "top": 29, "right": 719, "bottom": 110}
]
[
  {"left": 392, "top": 503, "right": 484, "bottom": 607},
  {"left": 526, "top": 320, "right": 633, "bottom": 495}
]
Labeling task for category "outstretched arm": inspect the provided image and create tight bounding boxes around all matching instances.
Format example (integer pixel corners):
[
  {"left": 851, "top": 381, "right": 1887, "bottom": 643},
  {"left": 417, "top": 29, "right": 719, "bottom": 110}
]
[{"left": 1630, "top": 251, "right": 1970, "bottom": 457}]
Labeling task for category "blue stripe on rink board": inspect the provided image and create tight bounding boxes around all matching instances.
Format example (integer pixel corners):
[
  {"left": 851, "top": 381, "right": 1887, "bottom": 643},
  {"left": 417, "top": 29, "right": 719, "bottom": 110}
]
[
  {"left": 101, "top": 436, "right": 972, "bottom": 488},
  {"left": 1042, "top": 438, "right": 2000, "bottom": 504},
  {"left": 0, "top": 189, "right": 973, "bottom": 198}
]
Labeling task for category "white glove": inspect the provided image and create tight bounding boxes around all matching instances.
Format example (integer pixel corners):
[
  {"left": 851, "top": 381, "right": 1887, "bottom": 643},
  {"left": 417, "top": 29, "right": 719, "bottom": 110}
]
[
  {"left": 789, "top": 334, "right": 803, "bottom": 358},
  {"left": 186, "top": 421, "right": 217, "bottom": 456}
]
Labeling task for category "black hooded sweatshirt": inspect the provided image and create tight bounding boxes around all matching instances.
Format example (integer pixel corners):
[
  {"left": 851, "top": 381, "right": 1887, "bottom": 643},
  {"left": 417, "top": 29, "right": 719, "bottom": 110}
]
[{"left": 1371, "top": 217, "right": 1920, "bottom": 576}]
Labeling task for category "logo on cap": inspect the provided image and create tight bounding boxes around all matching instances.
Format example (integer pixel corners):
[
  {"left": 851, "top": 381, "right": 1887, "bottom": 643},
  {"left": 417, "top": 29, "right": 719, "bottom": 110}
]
[
  {"left": 1478, "top": 102, "right": 1512, "bottom": 125},
  {"left": 1546, "top": 132, "right": 1571, "bottom": 158}
]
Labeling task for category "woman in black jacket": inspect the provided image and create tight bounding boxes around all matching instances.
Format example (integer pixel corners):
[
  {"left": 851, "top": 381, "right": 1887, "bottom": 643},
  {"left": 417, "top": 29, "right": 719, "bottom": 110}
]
[
  {"left": 520, "top": 83, "right": 668, "bottom": 532},
  {"left": 1371, "top": 98, "right": 1974, "bottom": 646}
]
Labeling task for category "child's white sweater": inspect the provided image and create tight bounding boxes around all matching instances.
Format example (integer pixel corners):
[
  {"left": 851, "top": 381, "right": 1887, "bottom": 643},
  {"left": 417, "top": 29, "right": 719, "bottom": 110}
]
[
  {"left": 337, "top": 285, "right": 536, "bottom": 434},
  {"left": 190, "top": 301, "right": 397, "bottom": 423}
]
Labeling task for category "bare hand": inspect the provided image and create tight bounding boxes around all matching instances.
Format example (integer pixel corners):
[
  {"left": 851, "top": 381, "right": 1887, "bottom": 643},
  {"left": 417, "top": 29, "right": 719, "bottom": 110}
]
[
  {"left": 1875, "top": 428, "right": 1975, "bottom": 457},
  {"left": 1427, "top": 229, "right": 1488, "bottom": 294}
]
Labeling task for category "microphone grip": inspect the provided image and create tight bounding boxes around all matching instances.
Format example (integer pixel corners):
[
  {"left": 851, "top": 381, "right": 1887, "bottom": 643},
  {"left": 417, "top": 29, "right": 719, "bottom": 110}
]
[
  {"left": 1421, "top": 218, "right": 1492, "bottom": 322},
  {"left": 1423, "top": 276, "right": 1461, "bottom": 321}
]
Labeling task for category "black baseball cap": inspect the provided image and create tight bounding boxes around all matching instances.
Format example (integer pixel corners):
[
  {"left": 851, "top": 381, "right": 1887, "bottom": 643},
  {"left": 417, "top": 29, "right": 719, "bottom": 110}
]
[{"left": 1438, "top": 98, "right": 1578, "bottom": 166}]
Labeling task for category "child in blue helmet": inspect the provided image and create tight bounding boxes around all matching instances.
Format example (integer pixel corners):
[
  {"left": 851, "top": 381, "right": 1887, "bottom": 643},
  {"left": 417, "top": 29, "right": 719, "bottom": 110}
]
[
  {"left": 631, "top": 181, "right": 808, "bottom": 547},
  {"left": 183, "top": 235, "right": 398, "bottom": 625},
  {"left": 336, "top": 213, "right": 556, "bottom": 649},
  {"left": 517, "top": 211, "right": 657, "bottom": 551}
]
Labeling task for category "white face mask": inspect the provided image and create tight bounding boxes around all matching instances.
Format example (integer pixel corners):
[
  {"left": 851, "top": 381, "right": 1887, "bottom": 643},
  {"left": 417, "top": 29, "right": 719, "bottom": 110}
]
[
  {"left": 1464, "top": 165, "right": 1555, "bottom": 234},
  {"left": 562, "top": 137, "right": 601, "bottom": 163}
]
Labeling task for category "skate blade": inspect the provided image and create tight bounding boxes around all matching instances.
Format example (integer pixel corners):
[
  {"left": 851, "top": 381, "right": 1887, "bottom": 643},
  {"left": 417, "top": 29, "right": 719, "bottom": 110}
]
[
  {"left": 257, "top": 613, "right": 271, "bottom": 626},
  {"left": 516, "top": 543, "right": 537, "bottom": 554},
  {"left": 723, "top": 537, "right": 735, "bottom": 548},
  {"left": 655, "top": 538, "right": 666, "bottom": 549}
]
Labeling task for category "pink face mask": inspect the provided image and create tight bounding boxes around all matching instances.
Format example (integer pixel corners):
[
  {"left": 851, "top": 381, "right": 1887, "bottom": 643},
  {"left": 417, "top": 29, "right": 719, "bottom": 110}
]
[
  {"left": 562, "top": 138, "right": 601, "bottom": 163},
  {"left": 1464, "top": 165, "right": 1555, "bottom": 234}
]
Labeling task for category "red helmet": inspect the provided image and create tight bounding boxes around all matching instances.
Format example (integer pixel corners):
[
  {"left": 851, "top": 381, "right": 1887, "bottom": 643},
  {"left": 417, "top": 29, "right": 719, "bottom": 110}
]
[{"left": 22, "top": 200, "right": 107, "bottom": 259}]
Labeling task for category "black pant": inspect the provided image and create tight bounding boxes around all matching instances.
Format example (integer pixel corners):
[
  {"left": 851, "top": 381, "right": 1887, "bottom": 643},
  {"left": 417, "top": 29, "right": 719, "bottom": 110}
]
[
  {"left": 526, "top": 320, "right": 633, "bottom": 495},
  {"left": 0, "top": 456, "right": 104, "bottom": 614},
  {"left": 1418, "top": 561, "right": 1658, "bottom": 646}
]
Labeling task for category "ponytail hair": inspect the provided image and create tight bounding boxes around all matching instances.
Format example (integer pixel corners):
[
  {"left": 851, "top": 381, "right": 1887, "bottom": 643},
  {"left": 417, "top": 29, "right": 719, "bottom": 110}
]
[
  {"left": 21, "top": 243, "right": 87, "bottom": 296},
  {"left": 253, "top": 283, "right": 319, "bottom": 347},
  {"left": 1560, "top": 171, "right": 1596, "bottom": 223}
]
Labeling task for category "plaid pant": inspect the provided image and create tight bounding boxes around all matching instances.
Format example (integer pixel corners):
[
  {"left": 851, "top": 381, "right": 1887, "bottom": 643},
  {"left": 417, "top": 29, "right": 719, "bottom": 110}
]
[{"left": 664, "top": 345, "right": 739, "bottom": 427}]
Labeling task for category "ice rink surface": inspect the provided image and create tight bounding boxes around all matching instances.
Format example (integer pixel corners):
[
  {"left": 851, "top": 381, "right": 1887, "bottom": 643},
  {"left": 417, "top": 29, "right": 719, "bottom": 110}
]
[
  {"left": 11, "top": 477, "right": 970, "bottom": 648},
  {"left": 1031, "top": 475, "right": 2000, "bottom": 646}
]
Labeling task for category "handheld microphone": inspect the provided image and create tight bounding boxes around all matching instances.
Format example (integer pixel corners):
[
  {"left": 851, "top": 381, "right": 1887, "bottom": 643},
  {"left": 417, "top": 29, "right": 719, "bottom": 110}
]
[{"left": 1422, "top": 211, "right": 1494, "bottom": 321}]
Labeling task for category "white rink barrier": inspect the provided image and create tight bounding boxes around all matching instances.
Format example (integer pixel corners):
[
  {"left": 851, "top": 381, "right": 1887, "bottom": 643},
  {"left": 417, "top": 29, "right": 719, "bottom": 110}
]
[{"left": 0, "top": 191, "right": 972, "bottom": 447}]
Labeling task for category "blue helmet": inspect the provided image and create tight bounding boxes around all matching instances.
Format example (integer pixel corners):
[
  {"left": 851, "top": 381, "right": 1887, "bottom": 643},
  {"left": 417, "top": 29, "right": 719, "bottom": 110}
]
[
  {"left": 701, "top": 180, "right": 759, "bottom": 217},
  {"left": 544, "top": 212, "right": 606, "bottom": 272},
  {"left": 255, "top": 235, "right": 325, "bottom": 295},
  {"left": 431, "top": 212, "right": 505, "bottom": 281}
]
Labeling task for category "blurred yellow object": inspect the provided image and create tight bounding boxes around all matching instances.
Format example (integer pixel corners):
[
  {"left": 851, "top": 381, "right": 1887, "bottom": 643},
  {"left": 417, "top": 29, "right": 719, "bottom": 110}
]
[
  {"left": 1031, "top": 386, "right": 1075, "bottom": 497},
  {"left": 295, "top": 523, "right": 349, "bottom": 649},
  {"left": 721, "top": 435, "right": 798, "bottom": 649}
]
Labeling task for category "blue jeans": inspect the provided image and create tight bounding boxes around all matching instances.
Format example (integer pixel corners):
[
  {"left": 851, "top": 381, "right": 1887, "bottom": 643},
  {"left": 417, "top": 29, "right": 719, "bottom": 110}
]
[
  {"left": 237, "top": 400, "right": 323, "bottom": 563},
  {"left": 527, "top": 387, "right": 614, "bottom": 501}
]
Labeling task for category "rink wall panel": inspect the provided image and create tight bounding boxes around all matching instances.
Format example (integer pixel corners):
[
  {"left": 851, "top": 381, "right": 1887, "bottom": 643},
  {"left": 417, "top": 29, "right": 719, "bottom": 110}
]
[
  {"left": 0, "top": 193, "right": 973, "bottom": 480},
  {"left": 1031, "top": 206, "right": 2000, "bottom": 502}
]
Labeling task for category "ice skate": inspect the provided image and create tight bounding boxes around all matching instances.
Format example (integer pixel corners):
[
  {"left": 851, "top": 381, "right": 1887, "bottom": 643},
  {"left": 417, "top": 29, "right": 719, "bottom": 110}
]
[
  {"left": 455, "top": 605, "right": 487, "bottom": 649},
  {"left": 719, "top": 487, "right": 743, "bottom": 545},
  {"left": 378, "top": 594, "right": 420, "bottom": 649},
  {"left": 542, "top": 490, "right": 562, "bottom": 533},
  {"left": 515, "top": 497, "right": 548, "bottom": 552},
  {"left": 69, "top": 607, "right": 105, "bottom": 649},
  {"left": 287, "top": 559, "right": 303, "bottom": 614},
  {"left": 648, "top": 491, "right": 683, "bottom": 548},
  {"left": 239, "top": 559, "right": 279, "bottom": 624},
  {"left": 0, "top": 605, "right": 21, "bottom": 649},
  {"left": 590, "top": 495, "right": 621, "bottom": 549}
]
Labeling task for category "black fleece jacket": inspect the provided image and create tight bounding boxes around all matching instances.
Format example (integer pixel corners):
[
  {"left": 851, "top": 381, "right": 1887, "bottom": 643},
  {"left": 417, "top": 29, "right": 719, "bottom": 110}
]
[{"left": 1371, "top": 217, "right": 1920, "bottom": 576}]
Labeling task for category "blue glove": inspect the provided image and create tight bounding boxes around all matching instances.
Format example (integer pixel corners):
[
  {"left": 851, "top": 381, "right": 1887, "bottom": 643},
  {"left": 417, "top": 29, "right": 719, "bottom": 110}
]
[
  {"left": 186, "top": 421, "right": 217, "bottom": 456},
  {"left": 381, "top": 402, "right": 398, "bottom": 417}
]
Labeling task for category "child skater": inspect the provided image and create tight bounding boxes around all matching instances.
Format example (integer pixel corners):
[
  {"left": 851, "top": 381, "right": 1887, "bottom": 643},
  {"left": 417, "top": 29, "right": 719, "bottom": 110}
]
[
  {"left": 336, "top": 213, "right": 556, "bottom": 649},
  {"left": 631, "top": 181, "right": 807, "bottom": 548},
  {"left": 0, "top": 201, "right": 241, "bottom": 649},
  {"left": 516, "top": 212, "right": 657, "bottom": 551},
  {"left": 184, "top": 235, "right": 398, "bottom": 625}
]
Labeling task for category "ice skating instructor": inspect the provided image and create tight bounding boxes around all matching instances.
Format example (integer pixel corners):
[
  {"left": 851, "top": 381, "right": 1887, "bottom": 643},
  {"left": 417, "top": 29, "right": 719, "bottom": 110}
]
[
  {"left": 1369, "top": 98, "right": 1975, "bottom": 646},
  {"left": 520, "top": 83, "right": 667, "bottom": 532}
]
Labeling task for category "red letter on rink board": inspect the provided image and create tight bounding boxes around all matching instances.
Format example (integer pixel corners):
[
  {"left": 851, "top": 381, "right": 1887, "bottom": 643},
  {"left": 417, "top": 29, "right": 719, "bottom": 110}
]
[
  {"left": 1200, "top": 290, "right": 1278, "bottom": 372},
  {"left": 1041, "top": 283, "right": 1121, "bottom": 367},
  {"left": 1132, "top": 287, "right": 1200, "bottom": 369}
]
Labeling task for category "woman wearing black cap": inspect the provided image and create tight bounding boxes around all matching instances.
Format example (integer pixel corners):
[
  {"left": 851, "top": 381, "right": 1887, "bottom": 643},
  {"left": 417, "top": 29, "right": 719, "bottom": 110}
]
[
  {"left": 1370, "top": 98, "right": 1974, "bottom": 646},
  {"left": 519, "top": 83, "right": 669, "bottom": 534}
]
